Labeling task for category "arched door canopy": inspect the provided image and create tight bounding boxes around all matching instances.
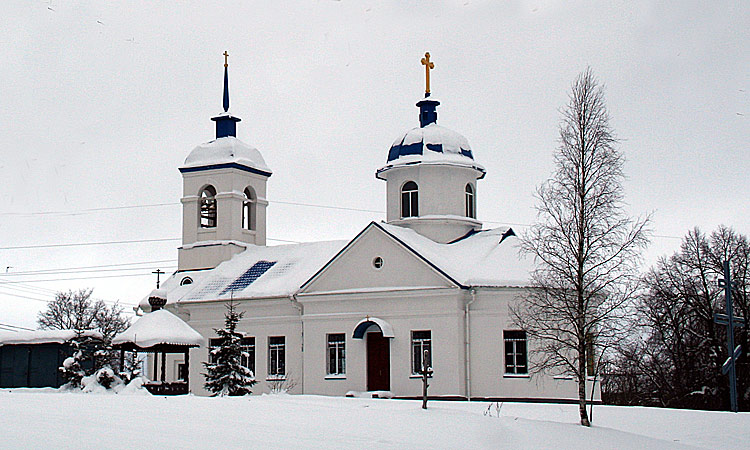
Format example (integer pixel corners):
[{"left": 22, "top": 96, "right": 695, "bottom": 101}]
[{"left": 352, "top": 317, "right": 395, "bottom": 339}]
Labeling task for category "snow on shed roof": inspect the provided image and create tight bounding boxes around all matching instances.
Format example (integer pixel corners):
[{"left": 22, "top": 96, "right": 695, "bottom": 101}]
[
  {"left": 112, "top": 309, "right": 204, "bottom": 349},
  {"left": 169, "top": 240, "right": 348, "bottom": 304},
  {"left": 377, "top": 222, "right": 532, "bottom": 287},
  {"left": 0, "top": 330, "right": 103, "bottom": 346}
]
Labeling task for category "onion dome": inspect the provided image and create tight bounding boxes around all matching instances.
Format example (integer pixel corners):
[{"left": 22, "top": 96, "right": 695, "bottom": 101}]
[
  {"left": 377, "top": 96, "right": 485, "bottom": 179},
  {"left": 147, "top": 288, "right": 168, "bottom": 311}
]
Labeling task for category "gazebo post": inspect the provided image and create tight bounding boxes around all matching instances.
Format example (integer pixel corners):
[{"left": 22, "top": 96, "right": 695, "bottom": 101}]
[
  {"left": 161, "top": 351, "right": 166, "bottom": 382},
  {"left": 153, "top": 352, "right": 158, "bottom": 381}
]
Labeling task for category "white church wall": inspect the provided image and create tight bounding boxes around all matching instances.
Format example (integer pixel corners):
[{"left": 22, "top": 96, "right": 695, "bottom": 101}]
[
  {"left": 176, "top": 298, "right": 303, "bottom": 395},
  {"left": 467, "top": 288, "right": 601, "bottom": 401},
  {"left": 299, "top": 288, "right": 466, "bottom": 397}
]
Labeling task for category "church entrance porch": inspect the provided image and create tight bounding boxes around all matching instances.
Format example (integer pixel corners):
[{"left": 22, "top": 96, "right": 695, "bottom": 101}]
[
  {"left": 366, "top": 331, "right": 390, "bottom": 392},
  {"left": 352, "top": 317, "right": 394, "bottom": 393}
]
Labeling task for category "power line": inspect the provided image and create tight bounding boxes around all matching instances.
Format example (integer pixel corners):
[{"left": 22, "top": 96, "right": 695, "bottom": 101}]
[
  {"left": 0, "top": 322, "right": 35, "bottom": 331},
  {"left": 0, "top": 259, "right": 177, "bottom": 276},
  {"left": 0, "top": 237, "right": 180, "bottom": 250},
  {"left": 0, "top": 272, "right": 155, "bottom": 284},
  {"left": 0, "top": 198, "right": 687, "bottom": 241},
  {"left": 0, "top": 265, "right": 177, "bottom": 277}
]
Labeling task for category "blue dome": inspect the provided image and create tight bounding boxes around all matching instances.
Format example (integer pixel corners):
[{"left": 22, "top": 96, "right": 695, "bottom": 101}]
[{"left": 387, "top": 123, "right": 474, "bottom": 162}]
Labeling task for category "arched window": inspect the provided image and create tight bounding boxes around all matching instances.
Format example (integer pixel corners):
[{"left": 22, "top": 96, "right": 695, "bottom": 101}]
[
  {"left": 242, "top": 187, "right": 255, "bottom": 231},
  {"left": 200, "top": 185, "right": 217, "bottom": 228},
  {"left": 401, "top": 181, "right": 419, "bottom": 218},
  {"left": 465, "top": 183, "right": 475, "bottom": 218}
]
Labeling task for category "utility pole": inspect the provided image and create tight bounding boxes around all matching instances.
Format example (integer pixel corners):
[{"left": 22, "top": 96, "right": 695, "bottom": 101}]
[{"left": 714, "top": 261, "right": 746, "bottom": 412}]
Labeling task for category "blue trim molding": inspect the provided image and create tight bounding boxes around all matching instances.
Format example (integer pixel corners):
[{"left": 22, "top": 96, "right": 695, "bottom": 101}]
[{"left": 179, "top": 162, "right": 272, "bottom": 177}]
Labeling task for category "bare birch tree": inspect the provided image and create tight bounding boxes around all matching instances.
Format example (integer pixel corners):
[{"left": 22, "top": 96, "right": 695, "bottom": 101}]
[{"left": 512, "top": 68, "right": 649, "bottom": 426}]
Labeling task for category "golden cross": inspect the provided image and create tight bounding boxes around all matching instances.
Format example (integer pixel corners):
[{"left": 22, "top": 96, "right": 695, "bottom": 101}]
[
  {"left": 421, "top": 52, "right": 435, "bottom": 94},
  {"left": 223, "top": 51, "right": 229, "bottom": 68}
]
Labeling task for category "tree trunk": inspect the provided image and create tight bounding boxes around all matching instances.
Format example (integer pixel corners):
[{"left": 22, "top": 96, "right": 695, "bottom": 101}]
[{"left": 579, "top": 340, "right": 591, "bottom": 426}]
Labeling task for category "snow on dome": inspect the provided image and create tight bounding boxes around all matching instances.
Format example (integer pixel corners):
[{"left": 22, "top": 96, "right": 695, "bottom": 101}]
[
  {"left": 112, "top": 309, "right": 205, "bottom": 349},
  {"left": 181, "top": 136, "right": 272, "bottom": 175},
  {"left": 0, "top": 329, "right": 103, "bottom": 346},
  {"left": 381, "top": 123, "right": 485, "bottom": 177},
  {"left": 148, "top": 288, "right": 167, "bottom": 299},
  {"left": 389, "top": 123, "right": 472, "bottom": 160}
]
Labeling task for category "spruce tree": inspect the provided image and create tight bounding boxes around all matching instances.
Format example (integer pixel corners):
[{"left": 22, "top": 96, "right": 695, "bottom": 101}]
[{"left": 203, "top": 300, "right": 256, "bottom": 396}]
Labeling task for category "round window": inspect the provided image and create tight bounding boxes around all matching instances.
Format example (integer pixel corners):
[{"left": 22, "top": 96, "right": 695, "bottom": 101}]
[
  {"left": 180, "top": 277, "right": 193, "bottom": 286},
  {"left": 372, "top": 256, "right": 384, "bottom": 269}
]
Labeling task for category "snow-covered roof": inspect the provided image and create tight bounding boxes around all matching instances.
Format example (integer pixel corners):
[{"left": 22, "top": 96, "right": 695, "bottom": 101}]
[
  {"left": 379, "top": 123, "right": 485, "bottom": 177},
  {"left": 181, "top": 136, "right": 272, "bottom": 175},
  {"left": 160, "top": 240, "right": 348, "bottom": 304},
  {"left": 376, "top": 222, "right": 532, "bottom": 287},
  {"left": 138, "top": 268, "right": 211, "bottom": 310},
  {"left": 112, "top": 309, "right": 204, "bottom": 348},
  {"left": 0, "top": 330, "right": 103, "bottom": 346}
]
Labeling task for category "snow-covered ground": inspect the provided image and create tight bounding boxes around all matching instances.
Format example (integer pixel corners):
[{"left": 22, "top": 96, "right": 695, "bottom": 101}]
[{"left": 1, "top": 390, "right": 748, "bottom": 449}]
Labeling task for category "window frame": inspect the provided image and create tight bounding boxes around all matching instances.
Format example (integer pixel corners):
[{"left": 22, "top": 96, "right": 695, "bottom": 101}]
[
  {"left": 504, "top": 330, "right": 528, "bottom": 375},
  {"left": 326, "top": 333, "right": 346, "bottom": 376},
  {"left": 200, "top": 185, "right": 217, "bottom": 228},
  {"left": 465, "top": 183, "right": 475, "bottom": 219},
  {"left": 411, "top": 330, "right": 432, "bottom": 375},
  {"left": 242, "top": 187, "right": 256, "bottom": 231},
  {"left": 401, "top": 181, "right": 419, "bottom": 218},
  {"left": 207, "top": 336, "right": 255, "bottom": 376},
  {"left": 268, "top": 336, "right": 286, "bottom": 378}
]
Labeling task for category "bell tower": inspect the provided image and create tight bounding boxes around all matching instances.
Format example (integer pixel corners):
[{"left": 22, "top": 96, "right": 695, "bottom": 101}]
[{"left": 177, "top": 52, "right": 272, "bottom": 271}]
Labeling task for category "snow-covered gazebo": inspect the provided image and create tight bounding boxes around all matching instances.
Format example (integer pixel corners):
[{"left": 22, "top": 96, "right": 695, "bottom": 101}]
[{"left": 112, "top": 289, "right": 204, "bottom": 395}]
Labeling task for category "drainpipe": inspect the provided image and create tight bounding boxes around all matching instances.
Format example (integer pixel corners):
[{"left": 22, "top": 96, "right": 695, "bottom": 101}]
[
  {"left": 465, "top": 288, "right": 477, "bottom": 401},
  {"left": 289, "top": 293, "right": 304, "bottom": 394}
]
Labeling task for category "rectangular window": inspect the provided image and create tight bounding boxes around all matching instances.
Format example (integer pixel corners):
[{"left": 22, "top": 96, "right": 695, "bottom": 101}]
[
  {"left": 177, "top": 363, "right": 188, "bottom": 381},
  {"left": 327, "top": 333, "right": 346, "bottom": 375},
  {"left": 208, "top": 338, "right": 222, "bottom": 365},
  {"left": 208, "top": 336, "right": 255, "bottom": 376},
  {"left": 411, "top": 330, "right": 432, "bottom": 375},
  {"left": 504, "top": 330, "right": 528, "bottom": 374},
  {"left": 241, "top": 337, "right": 255, "bottom": 376},
  {"left": 268, "top": 336, "right": 286, "bottom": 377}
]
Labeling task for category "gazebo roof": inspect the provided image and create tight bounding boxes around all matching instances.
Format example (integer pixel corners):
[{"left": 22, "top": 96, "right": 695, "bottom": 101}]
[{"left": 112, "top": 309, "right": 204, "bottom": 351}]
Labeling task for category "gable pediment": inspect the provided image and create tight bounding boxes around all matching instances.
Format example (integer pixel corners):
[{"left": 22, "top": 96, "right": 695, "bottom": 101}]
[{"left": 300, "top": 222, "right": 458, "bottom": 294}]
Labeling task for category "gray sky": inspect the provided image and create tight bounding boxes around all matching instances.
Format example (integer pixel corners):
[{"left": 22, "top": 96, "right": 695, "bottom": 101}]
[{"left": 1, "top": 1, "right": 748, "bottom": 330}]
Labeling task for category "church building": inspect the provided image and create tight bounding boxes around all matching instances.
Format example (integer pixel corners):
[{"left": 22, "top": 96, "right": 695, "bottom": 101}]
[{"left": 140, "top": 53, "right": 595, "bottom": 402}]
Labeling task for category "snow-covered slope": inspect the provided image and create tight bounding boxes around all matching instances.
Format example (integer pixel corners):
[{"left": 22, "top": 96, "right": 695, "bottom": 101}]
[{"left": 0, "top": 391, "right": 746, "bottom": 449}]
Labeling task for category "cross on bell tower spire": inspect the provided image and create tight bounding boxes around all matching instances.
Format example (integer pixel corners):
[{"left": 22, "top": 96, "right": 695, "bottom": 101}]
[{"left": 212, "top": 50, "right": 241, "bottom": 138}]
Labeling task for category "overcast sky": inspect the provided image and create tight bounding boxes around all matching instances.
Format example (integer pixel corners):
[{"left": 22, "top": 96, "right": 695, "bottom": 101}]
[{"left": 1, "top": 1, "right": 748, "bottom": 330}]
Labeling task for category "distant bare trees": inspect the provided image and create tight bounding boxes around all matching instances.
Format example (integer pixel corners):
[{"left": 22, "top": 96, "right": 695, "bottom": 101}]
[
  {"left": 605, "top": 226, "right": 749, "bottom": 410},
  {"left": 37, "top": 288, "right": 130, "bottom": 342},
  {"left": 513, "top": 68, "right": 650, "bottom": 426}
]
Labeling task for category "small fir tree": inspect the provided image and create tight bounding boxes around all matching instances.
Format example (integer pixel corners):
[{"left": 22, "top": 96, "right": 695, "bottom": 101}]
[{"left": 203, "top": 300, "right": 256, "bottom": 396}]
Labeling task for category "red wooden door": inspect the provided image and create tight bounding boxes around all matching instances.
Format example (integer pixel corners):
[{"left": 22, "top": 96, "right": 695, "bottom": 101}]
[{"left": 367, "top": 331, "right": 390, "bottom": 391}]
